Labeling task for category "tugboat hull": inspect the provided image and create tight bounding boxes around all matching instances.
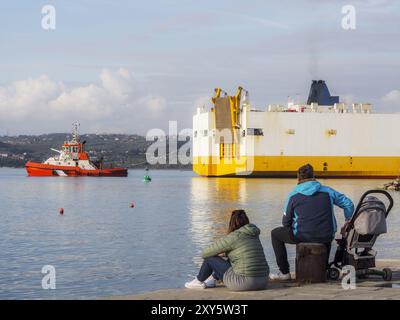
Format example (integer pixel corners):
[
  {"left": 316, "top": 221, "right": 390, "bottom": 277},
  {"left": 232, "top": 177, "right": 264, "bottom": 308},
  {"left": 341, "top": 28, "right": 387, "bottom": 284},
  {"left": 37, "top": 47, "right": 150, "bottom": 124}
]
[{"left": 25, "top": 162, "right": 128, "bottom": 177}]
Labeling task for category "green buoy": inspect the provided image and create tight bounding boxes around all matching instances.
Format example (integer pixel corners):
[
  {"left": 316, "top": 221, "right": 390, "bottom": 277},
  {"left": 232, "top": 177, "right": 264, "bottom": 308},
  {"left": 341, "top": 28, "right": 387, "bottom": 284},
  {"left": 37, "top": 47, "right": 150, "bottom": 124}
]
[{"left": 143, "top": 167, "right": 151, "bottom": 182}]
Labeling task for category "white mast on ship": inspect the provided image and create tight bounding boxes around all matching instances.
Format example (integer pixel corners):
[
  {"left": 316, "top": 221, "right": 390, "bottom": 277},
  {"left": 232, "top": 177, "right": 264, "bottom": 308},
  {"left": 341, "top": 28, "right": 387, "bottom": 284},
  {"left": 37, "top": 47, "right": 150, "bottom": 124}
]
[{"left": 71, "top": 121, "right": 80, "bottom": 143}]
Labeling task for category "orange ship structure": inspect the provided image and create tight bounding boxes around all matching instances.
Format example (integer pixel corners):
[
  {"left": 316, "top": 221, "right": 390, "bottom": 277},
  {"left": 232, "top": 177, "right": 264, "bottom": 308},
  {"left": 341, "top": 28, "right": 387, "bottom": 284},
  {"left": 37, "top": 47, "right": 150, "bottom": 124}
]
[{"left": 25, "top": 122, "right": 128, "bottom": 177}]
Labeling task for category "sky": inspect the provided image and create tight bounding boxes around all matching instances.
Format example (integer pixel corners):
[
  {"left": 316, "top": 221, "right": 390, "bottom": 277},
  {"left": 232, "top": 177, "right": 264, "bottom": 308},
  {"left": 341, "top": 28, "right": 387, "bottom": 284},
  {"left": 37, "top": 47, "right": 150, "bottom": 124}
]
[{"left": 0, "top": 0, "right": 399, "bottom": 135}]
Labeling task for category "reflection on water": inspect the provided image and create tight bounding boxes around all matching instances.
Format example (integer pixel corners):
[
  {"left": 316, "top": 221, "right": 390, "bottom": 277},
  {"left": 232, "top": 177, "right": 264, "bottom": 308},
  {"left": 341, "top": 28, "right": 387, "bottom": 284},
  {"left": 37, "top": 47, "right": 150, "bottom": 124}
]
[
  {"left": 1, "top": 168, "right": 399, "bottom": 299},
  {"left": 189, "top": 178, "right": 292, "bottom": 247}
]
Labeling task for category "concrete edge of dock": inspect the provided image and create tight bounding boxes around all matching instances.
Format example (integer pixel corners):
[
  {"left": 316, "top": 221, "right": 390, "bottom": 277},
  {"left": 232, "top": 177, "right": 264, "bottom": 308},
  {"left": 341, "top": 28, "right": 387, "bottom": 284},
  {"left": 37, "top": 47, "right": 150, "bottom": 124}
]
[{"left": 102, "top": 259, "right": 400, "bottom": 300}]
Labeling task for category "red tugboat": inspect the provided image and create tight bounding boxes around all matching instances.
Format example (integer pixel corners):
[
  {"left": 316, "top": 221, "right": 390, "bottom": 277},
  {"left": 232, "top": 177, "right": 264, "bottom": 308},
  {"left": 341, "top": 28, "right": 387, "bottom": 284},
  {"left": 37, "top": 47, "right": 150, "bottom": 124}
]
[{"left": 25, "top": 122, "right": 128, "bottom": 177}]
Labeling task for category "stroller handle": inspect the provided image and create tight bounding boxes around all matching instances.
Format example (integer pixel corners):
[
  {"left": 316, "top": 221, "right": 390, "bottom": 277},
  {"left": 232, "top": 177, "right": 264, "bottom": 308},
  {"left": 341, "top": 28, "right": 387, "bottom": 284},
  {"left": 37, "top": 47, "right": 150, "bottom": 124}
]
[{"left": 348, "top": 189, "right": 394, "bottom": 229}]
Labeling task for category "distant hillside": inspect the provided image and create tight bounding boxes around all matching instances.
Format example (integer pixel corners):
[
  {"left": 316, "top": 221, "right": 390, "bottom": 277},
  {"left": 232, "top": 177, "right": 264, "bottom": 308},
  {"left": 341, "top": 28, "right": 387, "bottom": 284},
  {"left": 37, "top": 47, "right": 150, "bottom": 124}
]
[{"left": 0, "top": 133, "right": 191, "bottom": 169}]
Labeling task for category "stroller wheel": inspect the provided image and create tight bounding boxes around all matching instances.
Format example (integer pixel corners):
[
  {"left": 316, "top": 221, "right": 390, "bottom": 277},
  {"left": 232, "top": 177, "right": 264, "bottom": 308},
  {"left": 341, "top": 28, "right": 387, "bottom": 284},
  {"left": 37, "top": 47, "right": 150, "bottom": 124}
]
[
  {"left": 383, "top": 268, "right": 392, "bottom": 281},
  {"left": 327, "top": 267, "right": 340, "bottom": 280}
]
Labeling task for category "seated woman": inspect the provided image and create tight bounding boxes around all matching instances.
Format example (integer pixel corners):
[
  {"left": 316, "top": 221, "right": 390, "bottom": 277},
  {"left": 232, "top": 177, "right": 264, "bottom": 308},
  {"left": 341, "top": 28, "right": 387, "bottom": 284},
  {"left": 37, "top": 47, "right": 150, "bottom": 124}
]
[{"left": 185, "top": 210, "right": 269, "bottom": 291}]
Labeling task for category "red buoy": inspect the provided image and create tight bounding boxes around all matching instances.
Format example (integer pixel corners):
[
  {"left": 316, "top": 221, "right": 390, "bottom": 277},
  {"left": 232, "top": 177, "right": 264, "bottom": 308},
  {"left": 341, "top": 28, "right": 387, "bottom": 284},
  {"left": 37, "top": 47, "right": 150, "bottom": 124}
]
[
  {"left": 59, "top": 208, "right": 64, "bottom": 215},
  {"left": 130, "top": 203, "right": 135, "bottom": 208}
]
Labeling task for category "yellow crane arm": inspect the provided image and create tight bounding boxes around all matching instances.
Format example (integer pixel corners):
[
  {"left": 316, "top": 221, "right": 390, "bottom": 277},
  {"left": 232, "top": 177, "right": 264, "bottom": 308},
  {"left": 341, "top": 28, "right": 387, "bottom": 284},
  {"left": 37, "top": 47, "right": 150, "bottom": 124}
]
[
  {"left": 229, "top": 86, "right": 246, "bottom": 129},
  {"left": 211, "top": 87, "right": 227, "bottom": 105}
]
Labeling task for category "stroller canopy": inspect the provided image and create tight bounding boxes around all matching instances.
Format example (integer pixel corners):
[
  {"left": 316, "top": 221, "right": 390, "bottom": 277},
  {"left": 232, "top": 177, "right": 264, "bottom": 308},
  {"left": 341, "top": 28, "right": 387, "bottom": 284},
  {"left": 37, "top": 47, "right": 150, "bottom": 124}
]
[{"left": 353, "top": 196, "right": 387, "bottom": 235}]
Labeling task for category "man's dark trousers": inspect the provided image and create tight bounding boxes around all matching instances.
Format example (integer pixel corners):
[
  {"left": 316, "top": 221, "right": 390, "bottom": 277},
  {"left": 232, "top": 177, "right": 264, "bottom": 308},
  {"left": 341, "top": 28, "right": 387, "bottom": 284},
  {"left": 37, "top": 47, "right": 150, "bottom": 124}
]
[{"left": 271, "top": 226, "right": 332, "bottom": 274}]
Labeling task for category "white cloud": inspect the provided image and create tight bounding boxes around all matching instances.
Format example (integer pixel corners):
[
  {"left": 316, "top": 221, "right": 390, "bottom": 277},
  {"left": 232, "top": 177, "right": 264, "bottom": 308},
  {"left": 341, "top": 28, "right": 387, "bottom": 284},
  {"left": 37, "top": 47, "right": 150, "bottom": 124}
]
[
  {"left": 0, "top": 69, "right": 167, "bottom": 133},
  {"left": 0, "top": 75, "right": 62, "bottom": 119},
  {"left": 138, "top": 95, "right": 167, "bottom": 115},
  {"left": 382, "top": 90, "right": 400, "bottom": 103},
  {"left": 381, "top": 90, "right": 400, "bottom": 112},
  {"left": 100, "top": 68, "right": 133, "bottom": 99}
]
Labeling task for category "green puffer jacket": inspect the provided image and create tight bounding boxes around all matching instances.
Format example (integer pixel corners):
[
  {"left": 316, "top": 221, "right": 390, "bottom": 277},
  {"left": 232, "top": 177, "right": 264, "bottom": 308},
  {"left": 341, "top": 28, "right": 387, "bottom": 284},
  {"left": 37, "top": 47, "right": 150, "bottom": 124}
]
[{"left": 202, "top": 224, "right": 269, "bottom": 277}]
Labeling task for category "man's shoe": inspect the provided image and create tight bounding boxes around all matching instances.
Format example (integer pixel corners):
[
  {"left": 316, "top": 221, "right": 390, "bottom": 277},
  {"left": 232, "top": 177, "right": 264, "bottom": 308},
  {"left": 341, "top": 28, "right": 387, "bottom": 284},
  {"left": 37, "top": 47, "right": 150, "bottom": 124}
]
[
  {"left": 185, "top": 277, "right": 206, "bottom": 289},
  {"left": 269, "top": 272, "right": 291, "bottom": 281}
]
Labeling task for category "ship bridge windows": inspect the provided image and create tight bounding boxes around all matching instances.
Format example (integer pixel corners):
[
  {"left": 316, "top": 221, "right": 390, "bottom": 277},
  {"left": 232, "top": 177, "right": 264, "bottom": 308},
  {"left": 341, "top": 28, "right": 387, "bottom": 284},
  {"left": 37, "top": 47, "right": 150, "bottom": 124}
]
[{"left": 246, "top": 128, "right": 264, "bottom": 136}]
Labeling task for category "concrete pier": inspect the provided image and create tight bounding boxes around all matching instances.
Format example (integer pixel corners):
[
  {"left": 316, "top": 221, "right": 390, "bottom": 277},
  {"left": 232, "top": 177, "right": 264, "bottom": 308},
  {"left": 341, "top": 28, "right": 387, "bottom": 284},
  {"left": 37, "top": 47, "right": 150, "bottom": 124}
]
[{"left": 106, "top": 260, "right": 400, "bottom": 300}]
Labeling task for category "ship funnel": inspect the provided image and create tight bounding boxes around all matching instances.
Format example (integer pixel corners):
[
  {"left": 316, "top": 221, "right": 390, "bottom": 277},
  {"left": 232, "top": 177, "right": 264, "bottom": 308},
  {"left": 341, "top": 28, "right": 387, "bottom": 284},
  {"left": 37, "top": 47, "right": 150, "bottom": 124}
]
[{"left": 307, "top": 80, "right": 339, "bottom": 106}]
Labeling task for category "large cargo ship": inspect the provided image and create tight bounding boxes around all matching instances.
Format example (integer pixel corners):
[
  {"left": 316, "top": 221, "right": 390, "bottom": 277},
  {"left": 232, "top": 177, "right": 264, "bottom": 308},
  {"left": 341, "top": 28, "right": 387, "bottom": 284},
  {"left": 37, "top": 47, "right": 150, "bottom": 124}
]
[
  {"left": 25, "top": 122, "right": 128, "bottom": 177},
  {"left": 193, "top": 80, "right": 400, "bottom": 178}
]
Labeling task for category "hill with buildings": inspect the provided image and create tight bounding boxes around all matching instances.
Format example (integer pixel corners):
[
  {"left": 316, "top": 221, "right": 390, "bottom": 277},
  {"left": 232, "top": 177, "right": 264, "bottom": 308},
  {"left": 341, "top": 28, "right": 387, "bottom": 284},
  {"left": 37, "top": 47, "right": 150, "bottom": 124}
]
[{"left": 0, "top": 133, "right": 191, "bottom": 169}]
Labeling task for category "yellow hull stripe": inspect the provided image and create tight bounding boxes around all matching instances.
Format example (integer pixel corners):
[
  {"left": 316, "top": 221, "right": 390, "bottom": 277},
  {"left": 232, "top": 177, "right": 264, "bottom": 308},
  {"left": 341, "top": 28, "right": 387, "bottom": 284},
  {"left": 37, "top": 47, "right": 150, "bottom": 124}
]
[{"left": 192, "top": 156, "right": 400, "bottom": 178}]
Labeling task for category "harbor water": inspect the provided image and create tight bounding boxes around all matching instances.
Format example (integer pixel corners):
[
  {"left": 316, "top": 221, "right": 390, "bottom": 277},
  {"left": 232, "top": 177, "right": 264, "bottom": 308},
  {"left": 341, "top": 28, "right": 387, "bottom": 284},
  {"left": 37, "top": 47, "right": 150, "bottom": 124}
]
[{"left": 0, "top": 168, "right": 399, "bottom": 299}]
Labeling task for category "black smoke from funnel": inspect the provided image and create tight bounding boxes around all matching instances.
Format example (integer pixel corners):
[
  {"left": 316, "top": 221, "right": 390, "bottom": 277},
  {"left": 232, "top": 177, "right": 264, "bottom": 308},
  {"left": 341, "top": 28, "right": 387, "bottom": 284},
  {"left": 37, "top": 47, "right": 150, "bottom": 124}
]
[{"left": 307, "top": 33, "right": 321, "bottom": 80}]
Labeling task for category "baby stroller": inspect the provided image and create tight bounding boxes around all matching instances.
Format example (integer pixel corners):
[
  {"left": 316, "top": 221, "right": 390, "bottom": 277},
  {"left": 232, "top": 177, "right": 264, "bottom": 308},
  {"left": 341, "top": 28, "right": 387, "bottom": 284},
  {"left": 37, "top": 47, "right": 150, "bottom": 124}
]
[{"left": 327, "top": 190, "right": 394, "bottom": 281}]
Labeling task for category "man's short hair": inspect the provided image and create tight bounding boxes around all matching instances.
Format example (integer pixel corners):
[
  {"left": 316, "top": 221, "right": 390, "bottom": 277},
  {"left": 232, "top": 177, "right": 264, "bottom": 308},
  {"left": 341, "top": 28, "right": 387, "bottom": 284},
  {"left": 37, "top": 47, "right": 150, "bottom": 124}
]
[{"left": 298, "top": 164, "right": 314, "bottom": 181}]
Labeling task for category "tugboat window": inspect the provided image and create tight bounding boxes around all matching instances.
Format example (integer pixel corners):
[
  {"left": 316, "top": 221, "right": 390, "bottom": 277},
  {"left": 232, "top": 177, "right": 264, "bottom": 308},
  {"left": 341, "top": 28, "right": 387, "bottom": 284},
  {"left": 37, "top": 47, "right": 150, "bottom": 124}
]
[{"left": 247, "top": 128, "right": 264, "bottom": 136}]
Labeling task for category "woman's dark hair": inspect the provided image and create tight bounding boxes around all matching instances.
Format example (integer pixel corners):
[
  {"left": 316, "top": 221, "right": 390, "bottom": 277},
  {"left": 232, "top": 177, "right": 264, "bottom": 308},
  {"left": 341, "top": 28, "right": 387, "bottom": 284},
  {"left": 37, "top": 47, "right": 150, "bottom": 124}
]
[{"left": 228, "top": 210, "right": 249, "bottom": 234}]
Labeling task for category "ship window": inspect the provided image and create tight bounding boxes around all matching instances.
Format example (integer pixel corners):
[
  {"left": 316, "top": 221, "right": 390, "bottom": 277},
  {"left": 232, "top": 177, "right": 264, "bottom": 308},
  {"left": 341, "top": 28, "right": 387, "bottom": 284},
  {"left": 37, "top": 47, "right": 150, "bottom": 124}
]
[
  {"left": 242, "top": 130, "right": 246, "bottom": 137},
  {"left": 247, "top": 128, "right": 264, "bottom": 136},
  {"left": 203, "top": 130, "right": 208, "bottom": 137},
  {"left": 194, "top": 131, "right": 197, "bottom": 138}
]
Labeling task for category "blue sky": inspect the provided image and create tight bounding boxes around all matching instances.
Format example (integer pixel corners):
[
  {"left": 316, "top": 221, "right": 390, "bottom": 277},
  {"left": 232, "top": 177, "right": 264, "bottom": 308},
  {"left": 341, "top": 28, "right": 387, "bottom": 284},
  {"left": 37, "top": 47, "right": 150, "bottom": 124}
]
[{"left": 0, "top": 0, "right": 399, "bottom": 134}]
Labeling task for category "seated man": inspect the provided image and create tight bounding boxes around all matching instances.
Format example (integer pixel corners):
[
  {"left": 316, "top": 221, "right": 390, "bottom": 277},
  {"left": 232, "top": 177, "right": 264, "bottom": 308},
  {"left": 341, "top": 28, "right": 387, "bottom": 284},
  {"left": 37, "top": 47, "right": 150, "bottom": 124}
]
[{"left": 269, "top": 164, "right": 354, "bottom": 280}]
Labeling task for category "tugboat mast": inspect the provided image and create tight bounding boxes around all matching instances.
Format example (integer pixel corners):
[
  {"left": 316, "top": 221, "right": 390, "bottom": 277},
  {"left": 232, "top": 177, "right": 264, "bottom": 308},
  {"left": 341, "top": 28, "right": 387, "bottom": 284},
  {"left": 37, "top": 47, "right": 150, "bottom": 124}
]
[{"left": 72, "top": 121, "right": 80, "bottom": 143}]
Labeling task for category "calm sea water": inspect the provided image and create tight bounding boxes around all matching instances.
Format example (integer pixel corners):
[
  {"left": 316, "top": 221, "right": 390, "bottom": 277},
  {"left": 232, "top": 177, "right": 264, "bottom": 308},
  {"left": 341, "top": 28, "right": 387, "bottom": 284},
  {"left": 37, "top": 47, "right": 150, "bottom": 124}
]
[{"left": 1, "top": 168, "right": 399, "bottom": 299}]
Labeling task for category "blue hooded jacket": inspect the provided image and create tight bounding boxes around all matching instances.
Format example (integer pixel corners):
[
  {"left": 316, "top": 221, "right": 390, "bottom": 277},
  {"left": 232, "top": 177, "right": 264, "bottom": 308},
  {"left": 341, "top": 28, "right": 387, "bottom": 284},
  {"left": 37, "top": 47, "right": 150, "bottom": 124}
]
[{"left": 283, "top": 181, "right": 354, "bottom": 243}]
